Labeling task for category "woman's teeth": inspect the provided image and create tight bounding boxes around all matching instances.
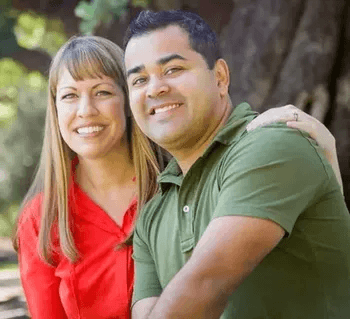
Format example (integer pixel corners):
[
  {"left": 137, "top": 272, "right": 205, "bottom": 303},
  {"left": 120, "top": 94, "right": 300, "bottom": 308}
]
[{"left": 77, "top": 126, "right": 104, "bottom": 134}]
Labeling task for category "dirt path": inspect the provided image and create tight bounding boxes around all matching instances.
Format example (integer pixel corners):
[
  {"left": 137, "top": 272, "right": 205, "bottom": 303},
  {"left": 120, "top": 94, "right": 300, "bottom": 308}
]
[{"left": 0, "top": 238, "right": 29, "bottom": 318}]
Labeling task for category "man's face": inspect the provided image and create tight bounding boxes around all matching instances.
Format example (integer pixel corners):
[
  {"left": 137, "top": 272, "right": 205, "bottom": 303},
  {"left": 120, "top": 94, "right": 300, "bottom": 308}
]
[{"left": 125, "top": 25, "right": 227, "bottom": 150}]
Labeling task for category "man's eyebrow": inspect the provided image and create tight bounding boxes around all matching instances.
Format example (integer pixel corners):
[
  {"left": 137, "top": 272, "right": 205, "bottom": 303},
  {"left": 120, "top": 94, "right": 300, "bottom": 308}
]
[
  {"left": 158, "top": 54, "right": 187, "bottom": 65},
  {"left": 127, "top": 65, "right": 144, "bottom": 78},
  {"left": 126, "top": 54, "right": 187, "bottom": 78}
]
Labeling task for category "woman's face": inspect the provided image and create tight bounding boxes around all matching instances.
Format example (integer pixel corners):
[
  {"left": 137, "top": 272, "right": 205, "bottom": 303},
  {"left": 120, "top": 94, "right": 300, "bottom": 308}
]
[{"left": 56, "top": 68, "right": 127, "bottom": 160}]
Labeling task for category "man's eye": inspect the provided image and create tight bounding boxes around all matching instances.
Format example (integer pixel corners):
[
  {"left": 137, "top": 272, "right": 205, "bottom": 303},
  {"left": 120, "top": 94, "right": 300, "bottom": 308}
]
[
  {"left": 132, "top": 77, "right": 147, "bottom": 86},
  {"left": 165, "top": 67, "right": 182, "bottom": 75}
]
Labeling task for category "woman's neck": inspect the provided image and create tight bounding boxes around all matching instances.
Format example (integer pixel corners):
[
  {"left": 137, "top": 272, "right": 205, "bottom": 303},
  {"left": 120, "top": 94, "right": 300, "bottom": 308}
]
[{"left": 76, "top": 148, "right": 135, "bottom": 193}]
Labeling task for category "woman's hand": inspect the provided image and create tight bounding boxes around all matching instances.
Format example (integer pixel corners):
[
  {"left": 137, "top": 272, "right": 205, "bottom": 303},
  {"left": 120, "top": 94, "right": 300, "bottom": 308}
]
[{"left": 246, "top": 104, "right": 343, "bottom": 193}]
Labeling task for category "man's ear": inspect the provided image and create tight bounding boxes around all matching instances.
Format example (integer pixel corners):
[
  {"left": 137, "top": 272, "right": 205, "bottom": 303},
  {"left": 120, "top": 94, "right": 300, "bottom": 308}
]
[{"left": 214, "top": 58, "right": 230, "bottom": 97}]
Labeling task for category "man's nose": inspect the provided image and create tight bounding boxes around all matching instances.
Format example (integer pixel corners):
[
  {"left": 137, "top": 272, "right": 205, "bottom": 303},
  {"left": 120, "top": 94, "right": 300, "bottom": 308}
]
[{"left": 146, "top": 77, "right": 170, "bottom": 98}]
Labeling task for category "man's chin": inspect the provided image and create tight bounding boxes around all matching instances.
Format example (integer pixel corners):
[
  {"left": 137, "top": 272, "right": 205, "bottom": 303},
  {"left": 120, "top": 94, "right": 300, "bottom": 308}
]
[{"left": 147, "top": 130, "right": 184, "bottom": 151}]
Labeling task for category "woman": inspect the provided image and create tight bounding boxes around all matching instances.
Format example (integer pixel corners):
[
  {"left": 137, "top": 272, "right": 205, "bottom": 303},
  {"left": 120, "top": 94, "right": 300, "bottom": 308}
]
[
  {"left": 14, "top": 36, "right": 161, "bottom": 319},
  {"left": 13, "top": 36, "right": 343, "bottom": 319}
]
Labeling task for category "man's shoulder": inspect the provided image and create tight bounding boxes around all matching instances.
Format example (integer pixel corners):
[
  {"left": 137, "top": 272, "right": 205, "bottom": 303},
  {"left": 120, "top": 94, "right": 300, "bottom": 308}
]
[
  {"left": 227, "top": 123, "right": 324, "bottom": 162},
  {"left": 220, "top": 123, "right": 332, "bottom": 184},
  {"left": 239, "top": 123, "right": 311, "bottom": 146}
]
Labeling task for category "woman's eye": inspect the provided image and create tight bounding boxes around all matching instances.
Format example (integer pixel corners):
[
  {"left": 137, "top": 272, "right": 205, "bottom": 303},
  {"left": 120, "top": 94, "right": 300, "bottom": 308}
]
[
  {"left": 61, "top": 93, "right": 76, "bottom": 100},
  {"left": 96, "top": 90, "right": 111, "bottom": 96}
]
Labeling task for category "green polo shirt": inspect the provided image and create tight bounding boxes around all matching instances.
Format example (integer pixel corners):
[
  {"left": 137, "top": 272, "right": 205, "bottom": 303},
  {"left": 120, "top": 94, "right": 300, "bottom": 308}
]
[{"left": 133, "top": 103, "right": 350, "bottom": 318}]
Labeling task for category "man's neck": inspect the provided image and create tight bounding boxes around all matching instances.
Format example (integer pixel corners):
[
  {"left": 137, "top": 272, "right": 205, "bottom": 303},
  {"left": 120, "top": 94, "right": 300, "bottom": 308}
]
[{"left": 174, "top": 101, "right": 232, "bottom": 175}]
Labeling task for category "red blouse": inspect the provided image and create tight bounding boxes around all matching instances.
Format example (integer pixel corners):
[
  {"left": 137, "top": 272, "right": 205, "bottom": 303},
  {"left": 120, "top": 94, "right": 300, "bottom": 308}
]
[{"left": 18, "top": 163, "right": 136, "bottom": 319}]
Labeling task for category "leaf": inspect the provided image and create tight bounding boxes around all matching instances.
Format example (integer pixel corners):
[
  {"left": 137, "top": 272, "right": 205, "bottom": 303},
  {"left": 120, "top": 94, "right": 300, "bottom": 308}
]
[
  {"left": 75, "top": 0, "right": 129, "bottom": 34},
  {"left": 79, "top": 19, "right": 99, "bottom": 35},
  {"left": 26, "top": 71, "right": 46, "bottom": 90},
  {"left": 14, "top": 12, "right": 46, "bottom": 50},
  {"left": 0, "top": 58, "right": 26, "bottom": 87},
  {"left": 41, "top": 31, "right": 68, "bottom": 56},
  {"left": 0, "top": 102, "right": 17, "bottom": 122},
  {"left": 131, "top": 0, "right": 150, "bottom": 8},
  {"left": 110, "top": 0, "right": 128, "bottom": 12},
  {"left": 75, "top": 1, "right": 95, "bottom": 20}
]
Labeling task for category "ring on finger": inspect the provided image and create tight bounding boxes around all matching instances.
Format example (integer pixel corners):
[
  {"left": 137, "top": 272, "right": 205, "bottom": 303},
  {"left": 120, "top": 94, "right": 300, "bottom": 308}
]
[{"left": 293, "top": 111, "right": 299, "bottom": 121}]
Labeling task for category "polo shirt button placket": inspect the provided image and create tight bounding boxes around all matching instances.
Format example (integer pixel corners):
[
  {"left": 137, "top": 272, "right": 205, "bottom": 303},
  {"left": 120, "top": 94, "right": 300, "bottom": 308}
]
[{"left": 183, "top": 205, "right": 190, "bottom": 213}]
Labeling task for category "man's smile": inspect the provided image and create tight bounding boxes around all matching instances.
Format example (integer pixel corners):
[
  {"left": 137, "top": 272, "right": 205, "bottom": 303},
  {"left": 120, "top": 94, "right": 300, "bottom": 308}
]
[{"left": 149, "top": 103, "right": 183, "bottom": 115}]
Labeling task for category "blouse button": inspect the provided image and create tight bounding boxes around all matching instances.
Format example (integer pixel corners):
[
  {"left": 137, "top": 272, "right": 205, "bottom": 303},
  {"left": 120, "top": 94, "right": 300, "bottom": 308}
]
[{"left": 183, "top": 205, "right": 190, "bottom": 213}]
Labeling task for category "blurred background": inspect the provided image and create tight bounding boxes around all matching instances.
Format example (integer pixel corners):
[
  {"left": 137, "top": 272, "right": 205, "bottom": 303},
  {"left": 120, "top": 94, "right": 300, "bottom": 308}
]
[{"left": 0, "top": 0, "right": 349, "bottom": 317}]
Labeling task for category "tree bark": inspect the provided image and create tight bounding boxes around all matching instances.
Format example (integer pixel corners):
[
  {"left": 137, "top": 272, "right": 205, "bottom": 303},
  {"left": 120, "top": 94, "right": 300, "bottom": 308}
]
[
  {"left": 2, "top": 0, "right": 349, "bottom": 208},
  {"left": 331, "top": 2, "right": 350, "bottom": 206},
  {"left": 220, "top": 0, "right": 349, "bottom": 208}
]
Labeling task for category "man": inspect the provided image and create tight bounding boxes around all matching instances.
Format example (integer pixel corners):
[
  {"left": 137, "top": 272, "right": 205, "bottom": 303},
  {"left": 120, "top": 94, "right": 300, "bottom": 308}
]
[{"left": 124, "top": 10, "right": 350, "bottom": 318}]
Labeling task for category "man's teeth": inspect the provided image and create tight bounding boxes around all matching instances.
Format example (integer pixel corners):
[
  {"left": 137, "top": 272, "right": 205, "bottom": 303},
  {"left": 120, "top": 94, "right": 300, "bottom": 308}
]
[
  {"left": 154, "top": 104, "right": 180, "bottom": 114},
  {"left": 77, "top": 126, "right": 104, "bottom": 134}
]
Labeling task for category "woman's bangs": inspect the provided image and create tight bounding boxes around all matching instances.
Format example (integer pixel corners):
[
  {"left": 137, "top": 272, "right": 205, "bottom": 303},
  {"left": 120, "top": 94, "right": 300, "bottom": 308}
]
[{"left": 63, "top": 47, "right": 113, "bottom": 81}]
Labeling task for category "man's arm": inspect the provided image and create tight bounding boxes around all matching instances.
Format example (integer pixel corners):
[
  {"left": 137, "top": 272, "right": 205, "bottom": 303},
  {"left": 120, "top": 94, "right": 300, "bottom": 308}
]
[
  {"left": 146, "top": 125, "right": 329, "bottom": 318},
  {"left": 146, "top": 216, "right": 284, "bottom": 319},
  {"left": 132, "top": 297, "right": 159, "bottom": 319},
  {"left": 131, "top": 216, "right": 163, "bottom": 319}
]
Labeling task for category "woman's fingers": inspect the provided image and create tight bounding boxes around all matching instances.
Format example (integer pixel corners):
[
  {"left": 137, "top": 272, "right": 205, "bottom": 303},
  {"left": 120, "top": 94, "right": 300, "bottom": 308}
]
[
  {"left": 247, "top": 104, "right": 336, "bottom": 151},
  {"left": 286, "top": 121, "right": 316, "bottom": 138},
  {"left": 286, "top": 120, "right": 335, "bottom": 151},
  {"left": 246, "top": 105, "right": 299, "bottom": 131},
  {"left": 246, "top": 104, "right": 342, "bottom": 192}
]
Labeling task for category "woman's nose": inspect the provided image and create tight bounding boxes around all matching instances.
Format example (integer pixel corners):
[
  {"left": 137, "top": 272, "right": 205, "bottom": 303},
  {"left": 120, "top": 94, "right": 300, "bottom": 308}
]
[{"left": 76, "top": 95, "right": 98, "bottom": 117}]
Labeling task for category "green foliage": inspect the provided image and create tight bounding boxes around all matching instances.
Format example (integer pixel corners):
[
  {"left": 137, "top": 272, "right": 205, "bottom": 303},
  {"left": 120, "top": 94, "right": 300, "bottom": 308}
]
[
  {"left": 0, "top": 102, "right": 16, "bottom": 123},
  {"left": 0, "top": 58, "right": 25, "bottom": 124},
  {"left": 14, "top": 12, "right": 46, "bottom": 49},
  {"left": 0, "top": 8, "right": 21, "bottom": 58},
  {"left": 0, "top": 262, "right": 18, "bottom": 271},
  {"left": 0, "top": 203, "right": 19, "bottom": 237},
  {"left": 131, "top": 0, "right": 150, "bottom": 8},
  {"left": 0, "top": 4, "right": 56, "bottom": 237},
  {"left": 0, "top": 58, "right": 26, "bottom": 88},
  {"left": 0, "top": 0, "right": 12, "bottom": 8},
  {"left": 0, "top": 58, "right": 46, "bottom": 125},
  {"left": 0, "top": 62, "right": 47, "bottom": 236},
  {"left": 13, "top": 11, "right": 67, "bottom": 57},
  {"left": 75, "top": 0, "right": 128, "bottom": 35}
]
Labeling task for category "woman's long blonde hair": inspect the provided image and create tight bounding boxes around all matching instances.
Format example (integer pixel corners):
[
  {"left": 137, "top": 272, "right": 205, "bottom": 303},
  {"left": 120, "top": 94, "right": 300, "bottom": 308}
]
[{"left": 13, "top": 36, "right": 162, "bottom": 264}]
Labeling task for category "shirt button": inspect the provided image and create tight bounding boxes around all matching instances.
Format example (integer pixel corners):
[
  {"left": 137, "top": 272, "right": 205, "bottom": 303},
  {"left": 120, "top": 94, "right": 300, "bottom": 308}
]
[{"left": 183, "top": 205, "right": 190, "bottom": 213}]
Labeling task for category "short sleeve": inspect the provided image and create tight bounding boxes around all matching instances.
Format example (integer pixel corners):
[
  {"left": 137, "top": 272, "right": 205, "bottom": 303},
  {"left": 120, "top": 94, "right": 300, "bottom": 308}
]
[
  {"left": 214, "top": 126, "right": 329, "bottom": 234},
  {"left": 17, "top": 196, "right": 68, "bottom": 319},
  {"left": 132, "top": 222, "right": 162, "bottom": 306}
]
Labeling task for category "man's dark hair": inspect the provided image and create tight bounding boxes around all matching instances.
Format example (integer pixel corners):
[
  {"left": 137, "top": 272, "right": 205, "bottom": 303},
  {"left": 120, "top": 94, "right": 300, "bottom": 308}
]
[{"left": 123, "top": 10, "right": 221, "bottom": 69}]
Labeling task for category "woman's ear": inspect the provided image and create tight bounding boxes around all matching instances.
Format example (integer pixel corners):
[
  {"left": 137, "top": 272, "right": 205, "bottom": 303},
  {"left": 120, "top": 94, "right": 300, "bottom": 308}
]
[{"left": 214, "top": 58, "right": 230, "bottom": 97}]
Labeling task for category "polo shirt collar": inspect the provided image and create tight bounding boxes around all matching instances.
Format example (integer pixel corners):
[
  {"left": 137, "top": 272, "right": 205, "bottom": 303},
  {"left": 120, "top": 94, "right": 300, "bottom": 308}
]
[
  {"left": 157, "top": 102, "right": 257, "bottom": 193},
  {"left": 213, "top": 102, "right": 257, "bottom": 146}
]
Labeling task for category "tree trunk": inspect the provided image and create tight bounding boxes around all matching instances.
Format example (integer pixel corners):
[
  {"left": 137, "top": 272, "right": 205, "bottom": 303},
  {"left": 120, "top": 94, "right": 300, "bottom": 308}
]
[
  {"left": 152, "top": 0, "right": 350, "bottom": 208},
  {"left": 3, "top": 0, "right": 349, "bottom": 208},
  {"left": 219, "top": 0, "right": 349, "bottom": 208}
]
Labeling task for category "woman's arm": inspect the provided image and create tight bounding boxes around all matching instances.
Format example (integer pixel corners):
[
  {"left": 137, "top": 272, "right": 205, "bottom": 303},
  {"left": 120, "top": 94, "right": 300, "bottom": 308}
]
[
  {"left": 18, "top": 212, "right": 68, "bottom": 319},
  {"left": 246, "top": 104, "right": 343, "bottom": 194}
]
